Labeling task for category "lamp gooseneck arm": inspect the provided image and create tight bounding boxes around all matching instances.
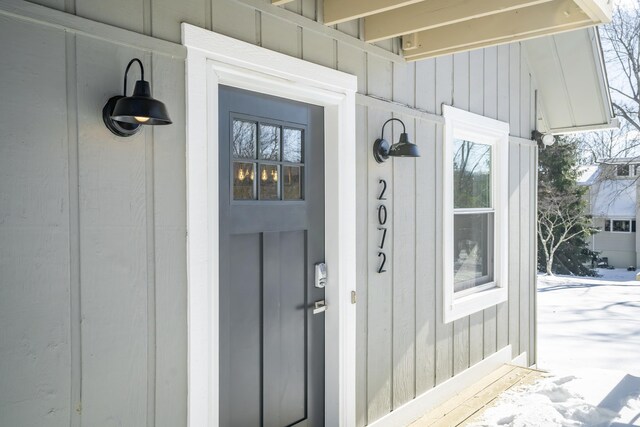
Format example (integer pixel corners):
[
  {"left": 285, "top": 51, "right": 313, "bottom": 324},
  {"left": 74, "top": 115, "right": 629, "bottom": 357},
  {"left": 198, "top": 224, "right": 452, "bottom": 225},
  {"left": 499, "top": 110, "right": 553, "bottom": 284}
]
[
  {"left": 380, "top": 117, "right": 406, "bottom": 140},
  {"left": 123, "top": 58, "right": 145, "bottom": 96}
]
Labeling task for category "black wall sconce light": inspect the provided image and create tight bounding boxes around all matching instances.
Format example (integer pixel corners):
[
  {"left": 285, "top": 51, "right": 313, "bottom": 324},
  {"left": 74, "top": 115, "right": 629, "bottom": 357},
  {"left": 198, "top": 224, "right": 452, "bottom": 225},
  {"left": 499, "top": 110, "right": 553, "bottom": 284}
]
[
  {"left": 102, "top": 58, "right": 172, "bottom": 137},
  {"left": 532, "top": 130, "right": 555, "bottom": 146},
  {"left": 373, "top": 118, "right": 420, "bottom": 163}
]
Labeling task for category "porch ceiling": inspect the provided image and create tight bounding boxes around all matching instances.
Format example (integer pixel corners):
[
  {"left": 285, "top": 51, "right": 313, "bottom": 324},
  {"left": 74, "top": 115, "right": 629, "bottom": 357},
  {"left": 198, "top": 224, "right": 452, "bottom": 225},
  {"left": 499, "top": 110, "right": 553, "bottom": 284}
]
[{"left": 275, "top": 0, "right": 612, "bottom": 61}]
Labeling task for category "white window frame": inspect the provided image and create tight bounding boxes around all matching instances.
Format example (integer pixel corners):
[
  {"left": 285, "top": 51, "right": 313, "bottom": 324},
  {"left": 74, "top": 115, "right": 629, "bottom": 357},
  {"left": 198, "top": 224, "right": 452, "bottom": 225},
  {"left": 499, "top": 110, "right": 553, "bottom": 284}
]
[
  {"left": 606, "top": 218, "right": 634, "bottom": 233},
  {"left": 616, "top": 164, "right": 631, "bottom": 177},
  {"left": 443, "top": 105, "right": 509, "bottom": 324}
]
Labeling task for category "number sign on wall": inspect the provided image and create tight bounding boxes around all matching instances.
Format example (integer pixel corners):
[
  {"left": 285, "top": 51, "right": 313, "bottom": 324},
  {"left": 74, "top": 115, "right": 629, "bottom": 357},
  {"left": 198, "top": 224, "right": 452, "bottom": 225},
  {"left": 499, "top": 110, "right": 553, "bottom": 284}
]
[{"left": 377, "top": 179, "right": 388, "bottom": 273}]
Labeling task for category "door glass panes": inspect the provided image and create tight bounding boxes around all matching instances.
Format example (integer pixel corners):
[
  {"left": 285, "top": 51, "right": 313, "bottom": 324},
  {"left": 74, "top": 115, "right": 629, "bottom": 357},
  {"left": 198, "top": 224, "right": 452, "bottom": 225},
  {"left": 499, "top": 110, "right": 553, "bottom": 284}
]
[
  {"left": 259, "top": 164, "right": 279, "bottom": 200},
  {"left": 283, "top": 128, "right": 303, "bottom": 163},
  {"left": 259, "top": 124, "right": 280, "bottom": 160},
  {"left": 453, "top": 139, "right": 491, "bottom": 209},
  {"left": 232, "top": 117, "right": 305, "bottom": 201},
  {"left": 283, "top": 166, "right": 302, "bottom": 200},
  {"left": 232, "top": 120, "right": 257, "bottom": 159},
  {"left": 453, "top": 212, "right": 494, "bottom": 292},
  {"left": 233, "top": 162, "right": 255, "bottom": 200}
]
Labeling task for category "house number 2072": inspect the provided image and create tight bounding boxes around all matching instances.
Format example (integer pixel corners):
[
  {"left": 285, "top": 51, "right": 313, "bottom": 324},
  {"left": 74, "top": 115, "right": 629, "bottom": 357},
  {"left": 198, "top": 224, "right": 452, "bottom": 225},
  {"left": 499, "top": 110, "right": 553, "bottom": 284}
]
[{"left": 377, "top": 179, "right": 388, "bottom": 273}]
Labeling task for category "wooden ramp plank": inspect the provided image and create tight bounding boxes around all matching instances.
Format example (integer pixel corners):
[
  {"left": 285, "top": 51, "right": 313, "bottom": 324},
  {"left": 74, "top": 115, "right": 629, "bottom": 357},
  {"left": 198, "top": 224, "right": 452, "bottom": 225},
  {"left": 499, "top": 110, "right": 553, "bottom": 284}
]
[{"left": 409, "top": 366, "right": 544, "bottom": 427}]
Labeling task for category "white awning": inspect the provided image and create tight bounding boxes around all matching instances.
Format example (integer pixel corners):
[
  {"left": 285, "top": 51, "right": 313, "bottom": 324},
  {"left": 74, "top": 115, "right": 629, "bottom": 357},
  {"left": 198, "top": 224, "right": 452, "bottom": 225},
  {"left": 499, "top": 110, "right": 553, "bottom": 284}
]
[{"left": 524, "top": 27, "right": 616, "bottom": 134}]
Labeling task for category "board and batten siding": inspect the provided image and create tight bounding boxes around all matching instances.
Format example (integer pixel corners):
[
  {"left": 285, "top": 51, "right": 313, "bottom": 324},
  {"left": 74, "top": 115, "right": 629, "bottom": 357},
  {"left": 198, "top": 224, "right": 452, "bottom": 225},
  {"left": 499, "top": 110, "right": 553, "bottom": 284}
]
[{"left": 0, "top": 0, "right": 537, "bottom": 426}]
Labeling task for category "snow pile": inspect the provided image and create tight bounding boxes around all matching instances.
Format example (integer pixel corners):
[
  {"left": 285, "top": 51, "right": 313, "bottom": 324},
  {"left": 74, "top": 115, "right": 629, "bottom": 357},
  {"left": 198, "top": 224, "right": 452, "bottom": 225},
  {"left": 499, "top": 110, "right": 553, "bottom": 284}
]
[
  {"left": 470, "top": 270, "right": 640, "bottom": 426},
  {"left": 538, "top": 269, "right": 640, "bottom": 376},
  {"left": 469, "top": 371, "right": 640, "bottom": 426}
]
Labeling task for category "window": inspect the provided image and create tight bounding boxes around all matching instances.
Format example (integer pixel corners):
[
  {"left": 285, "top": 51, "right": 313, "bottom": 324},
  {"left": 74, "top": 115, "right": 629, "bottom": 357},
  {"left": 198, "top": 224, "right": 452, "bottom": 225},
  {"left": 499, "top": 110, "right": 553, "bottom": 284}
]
[
  {"left": 443, "top": 106, "right": 508, "bottom": 323},
  {"left": 616, "top": 164, "right": 630, "bottom": 177},
  {"left": 603, "top": 219, "right": 635, "bottom": 232}
]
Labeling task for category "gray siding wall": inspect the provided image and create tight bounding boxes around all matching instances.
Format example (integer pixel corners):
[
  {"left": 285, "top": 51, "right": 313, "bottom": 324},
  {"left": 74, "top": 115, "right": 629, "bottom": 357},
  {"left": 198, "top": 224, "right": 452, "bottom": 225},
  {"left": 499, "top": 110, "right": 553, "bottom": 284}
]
[
  {"left": 0, "top": 0, "right": 538, "bottom": 426},
  {"left": 591, "top": 224, "right": 637, "bottom": 267}
]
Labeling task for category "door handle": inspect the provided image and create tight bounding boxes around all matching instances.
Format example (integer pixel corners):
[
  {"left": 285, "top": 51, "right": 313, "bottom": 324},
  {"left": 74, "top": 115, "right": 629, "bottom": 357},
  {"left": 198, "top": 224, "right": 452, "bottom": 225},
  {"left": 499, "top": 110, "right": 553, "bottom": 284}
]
[{"left": 313, "top": 300, "right": 327, "bottom": 314}]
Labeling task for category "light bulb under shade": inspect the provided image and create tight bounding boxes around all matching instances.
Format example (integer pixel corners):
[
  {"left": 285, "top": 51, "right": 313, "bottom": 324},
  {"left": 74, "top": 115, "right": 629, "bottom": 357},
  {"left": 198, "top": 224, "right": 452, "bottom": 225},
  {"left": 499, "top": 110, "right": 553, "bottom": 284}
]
[
  {"left": 110, "top": 81, "right": 172, "bottom": 126},
  {"left": 134, "top": 116, "right": 150, "bottom": 123}
]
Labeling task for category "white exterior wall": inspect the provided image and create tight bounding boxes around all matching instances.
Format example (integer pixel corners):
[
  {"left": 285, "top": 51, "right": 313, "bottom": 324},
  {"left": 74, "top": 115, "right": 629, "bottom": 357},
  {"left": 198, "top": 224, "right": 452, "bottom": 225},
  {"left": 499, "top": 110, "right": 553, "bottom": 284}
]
[{"left": 0, "top": 0, "right": 538, "bottom": 426}]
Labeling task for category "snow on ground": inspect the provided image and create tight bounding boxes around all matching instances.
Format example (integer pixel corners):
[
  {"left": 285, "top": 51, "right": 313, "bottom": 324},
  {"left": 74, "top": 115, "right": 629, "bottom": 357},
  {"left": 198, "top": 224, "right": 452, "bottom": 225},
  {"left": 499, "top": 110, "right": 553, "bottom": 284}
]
[{"left": 470, "top": 269, "right": 640, "bottom": 426}]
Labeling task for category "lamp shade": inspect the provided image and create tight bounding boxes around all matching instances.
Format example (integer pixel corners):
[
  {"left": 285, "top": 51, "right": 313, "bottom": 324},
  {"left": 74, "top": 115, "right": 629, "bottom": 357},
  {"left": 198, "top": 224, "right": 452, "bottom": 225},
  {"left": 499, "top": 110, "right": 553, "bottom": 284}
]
[
  {"left": 388, "top": 132, "right": 420, "bottom": 158},
  {"left": 111, "top": 80, "right": 172, "bottom": 125}
]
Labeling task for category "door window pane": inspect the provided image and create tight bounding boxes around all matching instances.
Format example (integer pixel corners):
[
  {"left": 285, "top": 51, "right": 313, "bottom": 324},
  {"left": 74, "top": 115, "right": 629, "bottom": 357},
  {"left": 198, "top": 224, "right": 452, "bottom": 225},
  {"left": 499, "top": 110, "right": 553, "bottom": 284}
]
[
  {"left": 283, "top": 166, "right": 303, "bottom": 200},
  {"left": 453, "top": 213, "right": 494, "bottom": 292},
  {"left": 259, "top": 164, "right": 279, "bottom": 200},
  {"left": 233, "top": 162, "right": 255, "bottom": 200},
  {"left": 453, "top": 139, "right": 491, "bottom": 209},
  {"left": 283, "top": 128, "right": 303, "bottom": 163},
  {"left": 233, "top": 120, "right": 257, "bottom": 159},
  {"left": 259, "top": 124, "right": 281, "bottom": 160}
]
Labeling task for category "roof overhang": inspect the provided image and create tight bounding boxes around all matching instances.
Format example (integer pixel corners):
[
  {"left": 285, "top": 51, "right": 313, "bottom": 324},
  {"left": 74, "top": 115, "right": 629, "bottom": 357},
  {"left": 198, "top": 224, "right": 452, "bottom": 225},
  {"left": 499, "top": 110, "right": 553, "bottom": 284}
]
[
  {"left": 523, "top": 27, "right": 617, "bottom": 134},
  {"left": 277, "top": 0, "right": 612, "bottom": 61}
]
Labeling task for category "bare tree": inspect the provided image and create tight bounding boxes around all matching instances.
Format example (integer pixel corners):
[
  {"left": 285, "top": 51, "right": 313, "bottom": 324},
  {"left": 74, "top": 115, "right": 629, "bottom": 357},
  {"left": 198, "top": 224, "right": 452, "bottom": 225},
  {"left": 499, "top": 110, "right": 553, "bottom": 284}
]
[
  {"left": 574, "top": 4, "right": 640, "bottom": 163},
  {"left": 602, "top": 4, "right": 640, "bottom": 131},
  {"left": 576, "top": 122, "right": 640, "bottom": 164},
  {"left": 538, "top": 188, "right": 596, "bottom": 275}
]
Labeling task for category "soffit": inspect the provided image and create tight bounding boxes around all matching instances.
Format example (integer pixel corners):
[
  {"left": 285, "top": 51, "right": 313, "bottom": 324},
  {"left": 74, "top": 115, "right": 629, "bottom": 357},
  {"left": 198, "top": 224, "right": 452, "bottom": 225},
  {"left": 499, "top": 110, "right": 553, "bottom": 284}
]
[
  {"left": 524, "top": 27, "right": 616, "bottom": 134},
  {"left": 274, "top": 0, "right": 612, "bottom": 61}
]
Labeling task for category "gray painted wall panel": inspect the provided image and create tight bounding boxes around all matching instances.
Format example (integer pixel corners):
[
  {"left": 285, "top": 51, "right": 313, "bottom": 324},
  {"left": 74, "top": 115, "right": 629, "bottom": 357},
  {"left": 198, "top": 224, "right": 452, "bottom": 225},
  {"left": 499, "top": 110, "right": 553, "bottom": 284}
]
[
  {"left": 366, "top": 106, "right": 394, "bottom": 422},
  {"left": 391, "top": 115, "right": 416, "bottom": 409},
  {"left": 76, "top": 37, "right": 150, "bottom": 426},
  {"left": 0, "top": 16, "right": 70, "bottom": 427},
  {"left": 151, "top": 53, "right": 188, "bottom": 427},
  {"left": 151, "top": 0, "right": 206, "bottom": 42},
  {"left": 302, "top": 28, "right": 335, "bottom": 69},
  {"left": 76, "top": 0, "right": 144, "bottom": 33},
  {"left": 211, "top": 0, "right": 257, "bottom": 45},
  {"left": 355, "top": 104, "right": 369, "bottom": 427},
  {"left": 414, "top": 120, "right": 437, "bottom": 395},
  {"left": 0, "top": 1, "right": 539, "bottom": 425}
]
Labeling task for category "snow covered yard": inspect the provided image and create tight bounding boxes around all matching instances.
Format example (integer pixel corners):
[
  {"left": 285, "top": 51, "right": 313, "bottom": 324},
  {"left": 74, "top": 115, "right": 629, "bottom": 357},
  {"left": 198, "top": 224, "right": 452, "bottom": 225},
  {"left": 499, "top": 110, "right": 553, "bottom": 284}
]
[{"left": 469, "top": 269, "right": 640, "bottom": 426}]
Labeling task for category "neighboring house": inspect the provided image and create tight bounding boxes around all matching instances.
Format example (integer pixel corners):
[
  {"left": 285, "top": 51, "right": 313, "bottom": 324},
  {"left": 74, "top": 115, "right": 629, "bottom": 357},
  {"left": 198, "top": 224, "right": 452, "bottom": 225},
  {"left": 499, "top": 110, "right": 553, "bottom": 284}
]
[
  {"left": 580, "top": 159, "right": 639, "bottom": 268},
  {"left": 0, "top": 1, "right": 615, "bottom": 426}
]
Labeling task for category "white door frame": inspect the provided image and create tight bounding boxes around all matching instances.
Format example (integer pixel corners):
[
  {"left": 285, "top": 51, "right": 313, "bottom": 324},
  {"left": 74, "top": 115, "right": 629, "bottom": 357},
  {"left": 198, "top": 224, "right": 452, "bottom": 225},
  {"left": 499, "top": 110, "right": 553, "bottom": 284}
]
[{"left": 182, "top": 23, "right": 357, "bottom": 427}]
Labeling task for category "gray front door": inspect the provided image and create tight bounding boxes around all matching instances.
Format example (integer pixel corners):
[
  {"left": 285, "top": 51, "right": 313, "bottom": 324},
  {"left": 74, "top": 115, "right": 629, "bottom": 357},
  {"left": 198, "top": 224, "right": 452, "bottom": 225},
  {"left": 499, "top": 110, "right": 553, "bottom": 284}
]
[{"left": 218, "top": 86, "right": 325, "bottom": 427}]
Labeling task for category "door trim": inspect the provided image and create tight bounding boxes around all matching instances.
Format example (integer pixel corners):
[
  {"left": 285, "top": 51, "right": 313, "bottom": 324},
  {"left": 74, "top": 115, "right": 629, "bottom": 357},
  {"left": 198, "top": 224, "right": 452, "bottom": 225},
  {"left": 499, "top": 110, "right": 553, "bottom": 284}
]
[{"left": 182, "top": 23, "right": 358, "bottom": 427}]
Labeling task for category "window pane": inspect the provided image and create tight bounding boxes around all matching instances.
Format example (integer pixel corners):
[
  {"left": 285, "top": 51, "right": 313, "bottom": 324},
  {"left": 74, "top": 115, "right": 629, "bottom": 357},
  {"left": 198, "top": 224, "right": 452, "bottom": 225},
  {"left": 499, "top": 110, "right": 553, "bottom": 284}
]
[
  {"left": 454, "top": 212, "right": 494, "bottom": 292},
  {"left": 259, "top": 124, "right": 280, "bottom": 160},
  {"left": 233, "top": 162, "right": 255, "bottom": 200},
  {"left": 283, "top": 128, "right": 303, "bottom": 163},
  {"left": 617, "top": 164, "right": 629, "bottom": 176},
  {"left": 233, "top": 120, "right": 256, "bottom": 159},
  {"left": 283, "top": 166, "right": 303, "bottom": 200},
  {"left": 453, "top": 139, "right": 491, "bottom": 209},
  {"left": 604, "top": 220, "right": 611, "bottom": 231},
  {"left": 259, "top": 164, "right": 279, "bottom": 200},
  {"left": 613, "top": 220, "right": 630, "bottom": 232}
]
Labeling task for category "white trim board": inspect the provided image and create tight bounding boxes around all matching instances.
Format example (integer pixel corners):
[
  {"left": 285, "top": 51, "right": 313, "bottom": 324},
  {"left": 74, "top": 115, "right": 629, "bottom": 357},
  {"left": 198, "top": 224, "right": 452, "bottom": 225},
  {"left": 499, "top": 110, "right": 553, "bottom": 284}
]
[
  {"left": 367, "top": 345, "right": 513, "bottom": 427},
  {"left": 182, "top": 23, "right": 358, "bottom": 427}
]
